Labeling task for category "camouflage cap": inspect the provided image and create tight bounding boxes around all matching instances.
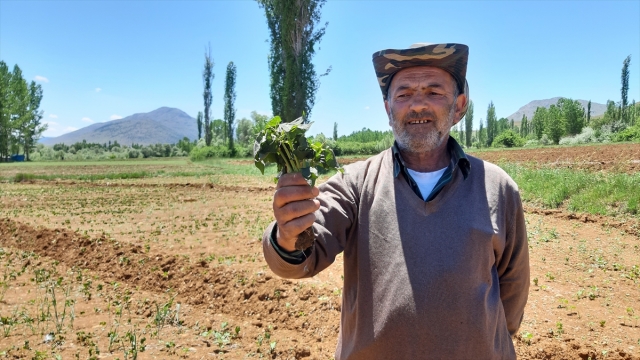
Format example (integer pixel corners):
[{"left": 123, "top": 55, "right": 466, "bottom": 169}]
[{"left": 372, "top": 43, "right": 469, "bottom": 102}]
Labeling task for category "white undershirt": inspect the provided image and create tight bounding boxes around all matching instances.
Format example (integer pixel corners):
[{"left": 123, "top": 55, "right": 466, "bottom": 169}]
[{"left": 406, "top": 167, "right": 448, "bottom": 201}]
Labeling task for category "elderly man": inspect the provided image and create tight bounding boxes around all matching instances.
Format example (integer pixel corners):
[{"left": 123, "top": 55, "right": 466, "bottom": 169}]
[{"left": 262, "top": 43, "right": 530, "bottom": 359}]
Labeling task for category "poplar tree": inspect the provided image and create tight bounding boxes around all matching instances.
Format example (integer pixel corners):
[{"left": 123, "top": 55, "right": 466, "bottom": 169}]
[
  {"left": 478, "top": 120, "right": 486, "bottom": 148},
  {"left": 520, "top": 114, "right": 528, "bottom": 138},
  {"left": 486, "top": 101, "right": 497, "bottom": 146},
  {"left": 333, "top": 122, "right": 338, "bottom": 141},
  {"left": 197, "top": 111, "right": 203, "bottom": 140},
  {"left": 587, "top": 100, "right": 591, "bottom": 125},
  {"left": 258, "top": 0, "right": 329, "bottom": 122},
  {"left": 203, "top": 46, "right": 215, "bottom": 146},
  {"left": 464, "top": 100, "right": 473, "bottom": 147},
  {"left": 224, "top": 62, "right": 237, "bottom": 153},
  {"left": 621, "top": 55, "right": 631, "bottom": 123},
  {"left": 0, "top": 61, "right": 11, "bottom": 160},
  {"left": 532, "top": 107, "right": 546, "bottom": 140}
]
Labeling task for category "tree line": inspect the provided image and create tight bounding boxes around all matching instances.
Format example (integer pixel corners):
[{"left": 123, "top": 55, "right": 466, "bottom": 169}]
[
  {"left": 447, "top": 54, "right": 638, "bottom": 148},
  {"left": 0, "top": 61, "right": 47, "bottom": 161}
]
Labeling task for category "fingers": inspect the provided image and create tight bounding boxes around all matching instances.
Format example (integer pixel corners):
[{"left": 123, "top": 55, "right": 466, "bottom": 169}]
[
  {"left": 276, "top": 172, "right": 311, "bottom": 189},
  {"left": 272, "top": 173, "right": 322, "bottom": 251},
  {"left": 273, "top": 185, "right": 319, "bottom": 209},
  {"left": 275, "top": 198, "right": 321, "bottom": 225},
  {"left": 277, "top": 212, "right": 317, "bottom": 248}
]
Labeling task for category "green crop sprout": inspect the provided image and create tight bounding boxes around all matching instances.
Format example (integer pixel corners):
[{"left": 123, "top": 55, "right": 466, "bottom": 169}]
[{"left": 254, "top": 116, "right": 342, "bottom": 250}]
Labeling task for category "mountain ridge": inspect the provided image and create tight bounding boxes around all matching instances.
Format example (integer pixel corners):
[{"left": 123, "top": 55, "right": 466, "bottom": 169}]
[
  {"left": 507, "top": 98, "right": 606, "bottom": 122},
  {"left": 40, "top": 107, "right": 198, "bottom": 146}
]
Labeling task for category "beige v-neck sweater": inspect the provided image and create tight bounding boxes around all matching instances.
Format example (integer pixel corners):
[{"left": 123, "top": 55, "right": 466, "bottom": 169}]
[{"left": 262, "top": 148, "right": 529, "bottom": 360}]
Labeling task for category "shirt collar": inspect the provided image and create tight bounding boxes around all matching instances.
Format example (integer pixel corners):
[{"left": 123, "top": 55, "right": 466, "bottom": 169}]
[{"left": 392, "top": 136, "right": 470, "bottom": 179}]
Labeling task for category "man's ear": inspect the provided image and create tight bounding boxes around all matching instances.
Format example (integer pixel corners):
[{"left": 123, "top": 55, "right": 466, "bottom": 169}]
[
  {"left": 453, "top": 94, "right": 468, "bottom": 125},
  {"left": 384, "top": 100, "right": 392, "bottom": 126}
]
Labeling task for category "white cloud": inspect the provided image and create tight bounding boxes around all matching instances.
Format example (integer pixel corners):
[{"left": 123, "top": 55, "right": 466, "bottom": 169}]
[
  {"left": 81, "top": 117, "right": 94, "bottom": 123},
  {"left": 110, "top": 114, "right": 123, "bottom": 120},
  {"left": 34, "top": 75, "right": 49, "bottom": 83},
  {"left": 43, "top": 125, "right": 77, "bottom": 137},
  {"left": 44, "top": 120, "right": 59, "bottom": 126},
  {"left": 49, "top": 114, "right": 58, "bottom": 119},
  {"left": 95, "top": 88, "right": 102, "bottom": 92},
  {"left": 364, "top": 106, "right": 370, "bottom": 110}
]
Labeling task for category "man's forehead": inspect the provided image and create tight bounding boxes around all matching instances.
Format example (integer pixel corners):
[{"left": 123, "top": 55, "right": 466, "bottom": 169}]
[{"left": 390, "top": 66, "right": 456, "bottom": 88}]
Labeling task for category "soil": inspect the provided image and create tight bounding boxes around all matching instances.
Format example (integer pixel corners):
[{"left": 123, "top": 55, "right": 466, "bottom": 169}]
[
  {"left": 339, "top": 142, "right": 640, "bottom": 173},
  {"left": 1, "top": 144, "right": 640, "bottom": 359}
]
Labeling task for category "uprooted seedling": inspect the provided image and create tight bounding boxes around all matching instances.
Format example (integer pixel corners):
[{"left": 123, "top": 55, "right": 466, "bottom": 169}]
[{"left": 254, "top": 116, "right": 342, "bottom": 250}]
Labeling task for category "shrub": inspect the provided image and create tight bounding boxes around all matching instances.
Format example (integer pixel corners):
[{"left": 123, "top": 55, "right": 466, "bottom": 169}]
[
  {"left": 614, "top": 124, "right": 640, "bottom": 142},
  {"left": 559, "top": 127, "right": 599, "bottom": 145},
  {"left": 491, "top": 130, "right": 525, "bottom": 148},
  {"left": 524, "top": 139, "right": 540, "bottom": 147},
  {"left": 540, "top": 134, "right": 553, "bottom": 146}
]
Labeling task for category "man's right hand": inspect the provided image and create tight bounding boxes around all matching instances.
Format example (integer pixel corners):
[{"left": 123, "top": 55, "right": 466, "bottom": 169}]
[{"left": 273, "top": 173, "right": 321, "bottom": 252}]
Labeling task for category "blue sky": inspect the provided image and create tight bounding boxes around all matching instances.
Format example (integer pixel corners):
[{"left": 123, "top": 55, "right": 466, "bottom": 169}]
[{"left": 1, "top": 0, "right": 639, "bottom": 139}]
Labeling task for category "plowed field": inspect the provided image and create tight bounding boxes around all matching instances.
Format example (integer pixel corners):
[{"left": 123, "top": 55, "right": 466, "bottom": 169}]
[{"left": 1, "top": 145, "right": 639, "bottom": 359}]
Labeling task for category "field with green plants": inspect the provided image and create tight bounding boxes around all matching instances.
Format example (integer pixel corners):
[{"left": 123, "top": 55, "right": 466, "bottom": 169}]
[{"left": 1, "top": 144, "right": 640, "bottom": 359}]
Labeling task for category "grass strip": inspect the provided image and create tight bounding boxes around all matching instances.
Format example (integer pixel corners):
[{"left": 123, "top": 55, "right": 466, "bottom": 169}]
[
  {"left": 500, "top": 163, "right": 640, "bottom": 216},
  {"left": 7, "top": 170, "right": 223, "bottom": 183}
]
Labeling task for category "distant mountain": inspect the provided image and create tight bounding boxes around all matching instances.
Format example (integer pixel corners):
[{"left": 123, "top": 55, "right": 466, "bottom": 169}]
[
  {"left": 507, "top": 98, "right": 606, "bottom": 122},
  {"left": 40, "top": 107, "right": 198, "bottom": 146}
]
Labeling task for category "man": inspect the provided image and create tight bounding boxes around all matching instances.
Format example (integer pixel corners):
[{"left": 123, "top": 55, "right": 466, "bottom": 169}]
[{"left": 262, "top": 43, "right": 529, "bottom": 359}]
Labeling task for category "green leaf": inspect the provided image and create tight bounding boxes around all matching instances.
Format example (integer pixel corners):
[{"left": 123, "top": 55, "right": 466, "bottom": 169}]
[{"left": 253, "top": 116, "right": 341, "bottom": 186}]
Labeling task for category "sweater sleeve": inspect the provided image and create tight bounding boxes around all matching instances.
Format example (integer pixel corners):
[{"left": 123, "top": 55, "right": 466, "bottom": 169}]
[
  {"left": 262, "top": 170, "right": 358, "bottom": 279},
  {"left": 497, "top": 189, "right": 530, "bottom": 336}
]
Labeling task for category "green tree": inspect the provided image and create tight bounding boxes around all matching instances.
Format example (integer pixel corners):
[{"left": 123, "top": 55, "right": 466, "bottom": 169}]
[
  {"left": 196, "top": 111, "right": 203, "bottom": 140},
  {"left": 497, "top": 117, "right": 509, "bottom": 136},
  {"left": 211, "top": 119, "right": 227, "bottom": 144},
  {"left": 0, "top": 61, "right": 11, "bottom": 160},
  {"left": 603, "top": 100, "right": 618, "bottom": 123},
  {"left": 486, "top": 101, "right": 497, "bottom": 146},
  {"left": 544, "top": 104, "right": 566, "bottom": 144},
  {"left": 22, "top": 81, "right": 46, "bottom": 160},
  {"left": 520, "top": 114, "right": 528, "bottom": 138},
  {"left": 9, "top": 65, "right": 30, "bottom": 156},
  {"left": 557, "top": 98, "right": 585, "bottom": 136},
  {"left": 224, "top": 61, "right": 237, "bottom": 153},
  {"left": 478, "top": 119, "right": 486, "bottom": 148},
  {"left": 251, "top": 111, "right": 270, "bottom": 136},
  {"left": 464, "top": 100, "right": 473, "bottom": 147},
  {"left": 203, "top": 45, "right": 215, "bottom": 146},
  {"left": 621, "top": 55, "right": 631, "bottom": 123},
  {"left": 333, "top": 122, "right": 338, "bottom": 141},
  {"left": 532, "top": 106, "right": 546, "bottom": 140},
  {"left": 258, "top": 0, "right": 329, "bottom": 122},
  {"left": 586, "top": 100, "right": 591, "bottom": 125},
  {"left": 236, "top": 118, "right": 254, "bottom": 147}
]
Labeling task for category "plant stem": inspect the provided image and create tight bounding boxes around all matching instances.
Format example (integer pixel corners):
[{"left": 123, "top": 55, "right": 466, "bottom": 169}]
[{"left": 279, "top": 144, "right": 299, "bottom": 173}]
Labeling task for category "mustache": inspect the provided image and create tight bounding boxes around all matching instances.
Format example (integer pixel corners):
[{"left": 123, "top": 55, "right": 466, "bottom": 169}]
[{"left": 403, "top": 109, "right": 436, "bottom": 122}]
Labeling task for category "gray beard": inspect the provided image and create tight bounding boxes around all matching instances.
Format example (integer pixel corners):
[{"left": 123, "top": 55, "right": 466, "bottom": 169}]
[{"left": 390, "top": 103, "right": 457, "bottom": 155}]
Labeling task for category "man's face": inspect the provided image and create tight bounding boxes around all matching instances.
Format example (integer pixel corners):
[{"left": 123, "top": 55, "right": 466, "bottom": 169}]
[{"left": 384, "top": 66, "right": 466, "bottom": 154}]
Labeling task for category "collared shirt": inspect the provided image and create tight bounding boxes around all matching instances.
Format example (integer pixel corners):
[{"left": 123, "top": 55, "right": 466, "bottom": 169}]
[
  {"left": 271, "top": 136, "right": 471, "bottom": 263},
  {"left": 392, "top": 136, "right": 470, "bottom": 202}
]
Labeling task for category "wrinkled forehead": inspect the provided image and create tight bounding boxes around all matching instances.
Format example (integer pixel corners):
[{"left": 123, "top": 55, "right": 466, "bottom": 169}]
[{"left": 388, "top": 66, "right": 457, "bottom": 94}]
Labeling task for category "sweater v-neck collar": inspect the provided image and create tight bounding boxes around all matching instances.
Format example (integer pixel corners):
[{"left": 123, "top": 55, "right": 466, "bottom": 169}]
[
  {"left": 392, "top": 137, "right": 470, "bottom": 202},
  {"left": 390, "top": 150, "right": 463, "bottom": 216}
]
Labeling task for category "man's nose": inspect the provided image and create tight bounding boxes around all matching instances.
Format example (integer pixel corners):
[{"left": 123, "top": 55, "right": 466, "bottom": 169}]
[{"left": 409, "top": 92, "right": 431, "bottom": 113}]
